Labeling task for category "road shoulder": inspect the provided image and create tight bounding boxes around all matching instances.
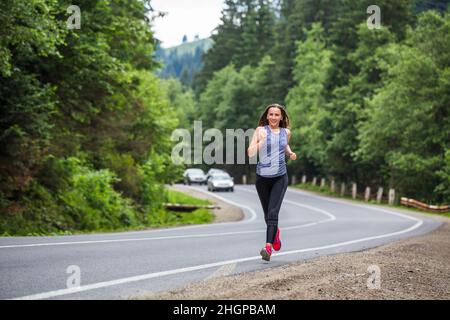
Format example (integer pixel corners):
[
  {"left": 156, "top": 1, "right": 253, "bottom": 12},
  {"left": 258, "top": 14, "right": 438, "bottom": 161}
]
[{"left": 139, "top": 211, "right": 450, "bottom": 300}]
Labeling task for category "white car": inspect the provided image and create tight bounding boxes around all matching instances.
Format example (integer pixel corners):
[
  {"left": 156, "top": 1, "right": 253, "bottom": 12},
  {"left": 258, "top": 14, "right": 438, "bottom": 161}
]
[
  {"left": 207, "top": 173, "right": 234, "bottom": 192},
  {"left": 183, "top": 168, "right": 207, "bottom": 185},
  {"left": 206, "top": 168, "right": 226, "bottom": 182}
]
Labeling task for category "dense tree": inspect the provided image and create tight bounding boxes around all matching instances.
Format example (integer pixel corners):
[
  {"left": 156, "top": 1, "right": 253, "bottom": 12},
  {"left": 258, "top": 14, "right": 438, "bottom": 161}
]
[
  {"left": 156, "top": 41, "right": 209, "bottom": 87},
  {"left": 191, "top": 0, "right": 450, "bottom": 203},
  {"left": 324, "top": 24, "right": 396, "bottom": 183},
  {"left": 286, "top": 23, "right": 333, "bottom": 175},
  {"left": 0, "top": 0, "right": 182, "bottom": 234},
  {"left": 194, "top": 0, "right": 242, "bottom": 94},
  {"left": 0, "top": 0, "right": 66, "bottom": 206},
  {"left": 355, "top": 11, "right": 450, "bottom": 202},
  {"left": 414, "top": 0, "right": 450, "bottom": 13},
  {"left": 159, "top": 78, "right": 197, "bottom": 129},
  {"left": 194, "top": 0, "right": 276, "bottom": 95}
]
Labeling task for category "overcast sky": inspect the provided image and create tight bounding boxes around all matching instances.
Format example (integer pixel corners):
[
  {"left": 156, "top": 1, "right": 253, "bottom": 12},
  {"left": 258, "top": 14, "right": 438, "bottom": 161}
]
[{"left": 151, "top": 0, "right": 225, "bottom": 48}]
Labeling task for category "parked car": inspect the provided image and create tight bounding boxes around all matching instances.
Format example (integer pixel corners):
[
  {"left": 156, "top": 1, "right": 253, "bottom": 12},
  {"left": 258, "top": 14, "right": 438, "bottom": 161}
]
[
  {"left": 183, "top": 168, "right": 207, "bottom": 185},
  {"left": 207, "top": 173, "right": 234, "bottom": 192},
  {"left": 206, "top": 168, "right": 226, "bottom": 182}
]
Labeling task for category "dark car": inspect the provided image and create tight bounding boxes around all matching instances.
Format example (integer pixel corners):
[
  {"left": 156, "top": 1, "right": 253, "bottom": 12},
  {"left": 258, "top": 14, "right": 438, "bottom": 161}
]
[
  {"left": 183, "top": 168, "right": 207, "bottom": 185},
  {"left": 207, "top": 173, "right": 234, "bottom": 192}
]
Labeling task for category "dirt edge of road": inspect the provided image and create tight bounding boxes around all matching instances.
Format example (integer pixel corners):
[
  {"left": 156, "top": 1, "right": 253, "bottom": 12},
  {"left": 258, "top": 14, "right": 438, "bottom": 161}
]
[{"left": 146, "top": 186, "right": 450, "bottom": 300}]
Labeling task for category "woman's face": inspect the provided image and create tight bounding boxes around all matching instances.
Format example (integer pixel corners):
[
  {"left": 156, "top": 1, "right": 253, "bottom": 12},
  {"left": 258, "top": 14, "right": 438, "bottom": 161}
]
[{"left": 267, "top": 107, "right": 282, "bottom": 127}]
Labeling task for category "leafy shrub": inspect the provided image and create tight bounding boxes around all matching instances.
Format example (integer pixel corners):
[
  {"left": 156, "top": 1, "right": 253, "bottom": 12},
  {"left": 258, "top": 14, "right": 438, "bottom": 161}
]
[{"left": 58, "top": 158, "right": 138, "bottom": 231}]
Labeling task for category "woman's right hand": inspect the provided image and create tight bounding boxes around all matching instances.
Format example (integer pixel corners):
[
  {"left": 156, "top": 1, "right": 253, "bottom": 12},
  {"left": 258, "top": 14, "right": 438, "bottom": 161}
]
[{"left": 257, "top": 127, "right": 267, "bottom": 144}]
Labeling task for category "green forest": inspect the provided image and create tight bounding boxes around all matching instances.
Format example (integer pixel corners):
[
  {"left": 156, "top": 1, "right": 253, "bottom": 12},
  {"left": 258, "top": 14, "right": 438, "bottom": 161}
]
[
  {"left": 1, "top": 0, "right": 449, "bottom": 235},
  {"left": 156, "top": 38, "right": 213, "bottom": 87}
]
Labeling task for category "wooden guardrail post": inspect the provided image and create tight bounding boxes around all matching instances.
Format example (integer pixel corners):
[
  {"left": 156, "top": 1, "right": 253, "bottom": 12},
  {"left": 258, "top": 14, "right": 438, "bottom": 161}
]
[
  {"left": 330, "top": 179, "right": 335, "bottom": 193},
  {"left": 312, "top": 177, "right": 317, "bottom": 186},
  {"left": 377, "top": 187, "right": 383, "bottom": 204},
  {"left": 302, "top": 175, "right": 307, "bottom": 184},
  {"left": 365, "top": 187, "right": 371, "bottom": 202},
  {"left": 388, "top": 189, "right": 395, "bottom": 205},
  {"left": 320, "top": 178, "right": 325, "bottom": 188},
  {"left": 242, "top": 175, "right": 247, "bottom": 185},
  {"left": 352, "top": 183, "right": 357, "bottom": 200},
  {"left": 291, "top": 175, "right": 297, "bottom": 185},
  {"left": 341, "top": 183, "right": 346, "bottom": 197}
]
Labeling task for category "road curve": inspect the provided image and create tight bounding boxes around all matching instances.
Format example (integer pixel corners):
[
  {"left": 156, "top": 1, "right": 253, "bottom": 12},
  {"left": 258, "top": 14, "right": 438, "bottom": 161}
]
[{"left": 0, "top": 184, "right": 441, "bottom": 300}]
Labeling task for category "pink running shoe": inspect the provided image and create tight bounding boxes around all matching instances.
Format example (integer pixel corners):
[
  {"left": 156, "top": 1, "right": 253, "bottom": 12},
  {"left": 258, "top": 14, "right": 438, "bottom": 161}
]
[
  {"left": 260, "top": 244, "right": 272, "bottom": 261},
  {"left": 273, "top": 228, "right": 281, "bottom": 251}
]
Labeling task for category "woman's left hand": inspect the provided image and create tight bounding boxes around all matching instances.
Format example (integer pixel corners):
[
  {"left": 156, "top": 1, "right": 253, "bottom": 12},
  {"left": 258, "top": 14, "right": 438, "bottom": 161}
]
[{"left": 290, "top": 152, "right": 297, "bottom": 161}]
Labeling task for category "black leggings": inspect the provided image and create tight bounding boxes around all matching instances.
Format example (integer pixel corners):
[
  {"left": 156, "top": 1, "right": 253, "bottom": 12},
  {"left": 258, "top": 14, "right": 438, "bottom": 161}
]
[{"left": 255, "top": 173, "right": 288, "bottom": 244}]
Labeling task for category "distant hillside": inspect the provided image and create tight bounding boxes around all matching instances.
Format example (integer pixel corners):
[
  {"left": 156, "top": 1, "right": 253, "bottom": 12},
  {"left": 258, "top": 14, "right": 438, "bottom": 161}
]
[{"left": 155, "top": 38, "right": 213, "bottom": 87}]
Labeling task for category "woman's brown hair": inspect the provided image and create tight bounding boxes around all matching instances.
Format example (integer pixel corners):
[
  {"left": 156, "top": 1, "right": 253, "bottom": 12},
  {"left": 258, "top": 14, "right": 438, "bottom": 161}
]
[{"left": 258, "top": 103, "right": 291, "bottom": 128}]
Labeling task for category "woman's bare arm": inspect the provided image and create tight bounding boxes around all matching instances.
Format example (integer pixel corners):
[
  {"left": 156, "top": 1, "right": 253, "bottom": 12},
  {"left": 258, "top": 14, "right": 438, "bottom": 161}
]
[
  {"left": 247, "top": 127, "right": 265, "bottom": 158},
  {"left": 285, "top": 129, "right": 297, "bottom": 160}
]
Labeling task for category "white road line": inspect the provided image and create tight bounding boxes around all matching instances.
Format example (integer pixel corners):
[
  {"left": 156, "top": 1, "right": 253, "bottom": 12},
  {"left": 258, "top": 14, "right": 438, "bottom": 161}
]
[
  {"left": 285, "top": 187, "right": 423, "bottom": 224},
  {"left": 237, "top": 184, "right": 423, "bottom": 225},
  {"left": 237, "top": 186, "right": 336, "bottom": 221},
  {"left": 0, "top": 186, "right": 257, "bottom": 249},
  {"left": 0, "top": 218, "right": 326, "bottom": 249},
  {"left": 1, "top": 188, "right": 334, "bottom": 249},
  {"left": 0, "top": 225, "right": 299, "bottom": 249},
  {"left": 12, "top": 215, "right": 423, "bottom": 300}
]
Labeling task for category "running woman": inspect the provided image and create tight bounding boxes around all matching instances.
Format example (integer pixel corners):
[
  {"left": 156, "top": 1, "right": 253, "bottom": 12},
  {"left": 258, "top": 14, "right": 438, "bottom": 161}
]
[{"left": 247, "top": 104, "right": 297, "bottom": 261}]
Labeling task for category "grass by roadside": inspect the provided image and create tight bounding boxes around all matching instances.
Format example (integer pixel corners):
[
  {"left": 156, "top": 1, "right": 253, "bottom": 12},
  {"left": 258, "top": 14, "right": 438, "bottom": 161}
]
[
  {"left": 165, "top": 189, "right": 211, "bottom": 206},
  {"left": 150, "top": 189, "right": 214, "bottom": 228},
  {"left": 0, "top": 188, "right": 214, "bottom": 237},
  {"left": 291, "top": 183, "right": 450, "bottom": 218}
]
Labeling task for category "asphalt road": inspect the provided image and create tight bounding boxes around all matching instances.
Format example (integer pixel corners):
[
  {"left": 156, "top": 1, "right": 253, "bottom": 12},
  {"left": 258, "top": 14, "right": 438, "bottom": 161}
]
[{"left": 0, "top": 184, "right": 441, "bottom": 300}]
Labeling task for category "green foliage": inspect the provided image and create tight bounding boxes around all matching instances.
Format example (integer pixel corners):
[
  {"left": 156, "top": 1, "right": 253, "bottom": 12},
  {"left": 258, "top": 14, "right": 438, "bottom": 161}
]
[
  {"left": 0, "top": 0, "right": 65, "bottom": 202},
  {"left": 156, "top": 38, "right": 213, "bottom": 87},
  {"left": 355, "top": 11, "right": 450, "bottom": 202},
  {"left": 194, "top": 0, "right": 276, "bottom": 94},
  {"left": 140, "top": 152, "right": 169, "bottom": 212},
  {"left": 321, "top": 24, "right": 396, "bottom": 180},
  {"left": 0, "top": 0, "right": 197, "bottom": 234},
  {"left": 435, "top": 149, "right": 450, "bottom": 203},
  {"left": 0, "top": 0, "right": 66, "bottom": 77},
  {"left": 57, "top": 157, "right": 138, "bottom": 231},
  {"left": 0, "top": 180, "right": 62, "bottom": 236},
  {"left": 147, "top": 208, "right": 214, "bottom": 227},
  {"left": 199, "top": 55, "right": 285, "bottom": 132},
  {"left": 286, "top": 23, "right": 333, "bottom": 170},
  {"left": 191, "top": 1, "right": 450, "bottom": 204},
  {"left": 159, "top": 78, "right": 197, "bottom": 129},
  {"left": 146, "top": 189, "right": 214, "bottom": 227}
]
